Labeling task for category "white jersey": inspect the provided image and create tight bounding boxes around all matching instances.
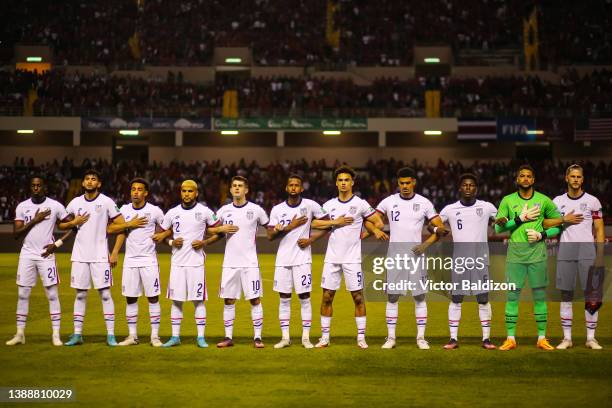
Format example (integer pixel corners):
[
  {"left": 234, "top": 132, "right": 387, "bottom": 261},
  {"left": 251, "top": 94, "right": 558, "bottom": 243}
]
[
  {"left": 161, "top": 203, "right": 219, "bottom": 267},
  {"left": 269, "top": 198, "right": 328, "bottom": 266},
  {"left": 553, "top": 192, "right": 602, "bottom": 260},
  {"left": 323, "top": 195, "right": 376, "bottom": 264},
  {"left": 217, "top": 201, "right": 269, "bottom": 268},
  {"left": 439, "top": 200, "right": 497, "bottom": 242},
  {"left": 66, "top": 193, "right": 121, "bottom": 263},
  {"left": 120, "top": 202, "right": 165, "bottom": 267},
  {"left": 376, "top": 193, "right": 438, "bottom": 242},
  {"left": 15, "top": 197, "right": 69, "bottom": 261}
]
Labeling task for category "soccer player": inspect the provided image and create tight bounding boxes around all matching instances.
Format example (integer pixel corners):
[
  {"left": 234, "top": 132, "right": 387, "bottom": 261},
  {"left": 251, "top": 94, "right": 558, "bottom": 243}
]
[
  {"left": 371, "top": 167, "right": 448, "bottom": 350},
  {"left": 439, "top": 173, "right": 498, "bottom": 350},
  {"left": 314, "top": 166, "right": 385, "bottom": 349},
  {"left": 551, "top": 164, "right": 605, "bottom": 350},
  {"left": 6, "top": 176, "right": 84, "bottom": 346},
  {"left": 152, "top": 180, "right": 229, "bottom": 348},
  {"left": 216, "top": 176, "right": 270, "bottom": 348},
  {"left": 495, "top": 164, "right": 563, "bottom": 351},
  {"left": 108, "top": 178, "right": 166, "bottom": 347},
  {"left": 64, "top": 169, "right": 133, "bottom": 347},
  {"left": 267, "top": 174, "right": 329, "bottom": 349}
]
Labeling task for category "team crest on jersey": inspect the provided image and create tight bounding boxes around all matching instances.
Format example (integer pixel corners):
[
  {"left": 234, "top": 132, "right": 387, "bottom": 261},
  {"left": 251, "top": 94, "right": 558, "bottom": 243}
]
[
  {"left": 145, "top": 212, "right": 151, "bottom": 220},
  {"left": 349, "top": 206, "right": 357, "bottom": 215},
  {"left": 95, "top": 204, "right": 103, "bottom": 213},
  {"left": 300, "top": 207, "right": 307, "bottom": 216},
  {"left": 195, "top": 212, "right": 203, "bottom": 221},
  {"left": 247, "top": 210, "right": 254, "bottom": 220},
  {"left": 413, "top": 203, "right": 420, "bottom": 212},
  {"left": 476, "top": 208, "right": 483, "bottom": 217},
  {"left": 393, "top": 204, "right": 398, "bottom": 208},
  {"left": 580, "top": 203, "right": 587, "bottom": 211},
  {"left": 282, "top": 213, "right": 287, "bottom": 217}
]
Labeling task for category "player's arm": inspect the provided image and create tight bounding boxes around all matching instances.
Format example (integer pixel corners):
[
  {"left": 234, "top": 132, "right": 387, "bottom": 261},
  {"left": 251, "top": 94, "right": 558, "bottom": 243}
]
[
  {"left": 311, "top": 215, "right": 353, "bottom": 230},
  {"left": 594, "top": 217, "right": 605, "bottom": 267},
  {"left": 543, "top": 210, "right": 583, "bottom": 229},
  {"left": 41, "top": 228, "right": 74, "bottom": 258},
  {"left": 106, "top": 214, "right": 147, "bottom": 234},
  {"left": 58, "top": 213, "right": 90, "bottom": 231},
  {"left": 13, "top": 208, "right": 52, "bottom": 239},
  {"left": 297, "top": 229, "right": 330, "bottom": 249},
  {"left": 428, "top": 214, "right": 449, "bottom": 237},
  {"left": 152, "top": 228, "right": 173, "bottom": 244},
  {"left": 361, "top": 212, "right": 388, "bottom": 240},
  {"left": 267, "top": 214, "right": 308, "bottom": 241},
  {"left": 109, "top": 233, "right": 126, "bottom": 267},
  {"left": 495, "top": 202, "right": 540, "bottom": 233},
  {"left": 412, "top": 229, "right": 440, "bottom": 256}
]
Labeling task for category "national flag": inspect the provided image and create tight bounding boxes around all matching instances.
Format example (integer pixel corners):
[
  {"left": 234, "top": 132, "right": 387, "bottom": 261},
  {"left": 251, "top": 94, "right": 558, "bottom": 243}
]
[
  {"left": 457, "top": 119, "right": 497, "bottom": 140},
  {"left": 575, "top": 118, "right": 612, "bottom": 140}
]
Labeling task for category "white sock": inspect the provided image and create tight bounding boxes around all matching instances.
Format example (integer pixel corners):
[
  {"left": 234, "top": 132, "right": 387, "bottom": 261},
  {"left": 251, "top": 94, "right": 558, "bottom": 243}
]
[
  {"left": 415, "top": 300, "right": 427, "bottom": 338},
  {"left": 448, "top": 302, "right": 462, "bottom": 340},
  {"left": 586, "top": 310, "right": 598, "bottom": 340},
  {"left": 126, "top": 302, "right": 138, "bottom": 337},
  {"left": 44, "top": 285, "right": 61, "bottom": 333},
  {"left": 251, "top": 303, "right": 263, "bottom": 339},
  {"left": 171, "top": 301, "right": 183, "bottom": 337},
  {"left": 386, "top": 301, "right": 398, "bottom": 339},
  {"left": 73, "top": 290, "right": 87, "bottom": 335},
  {"left": 560, "top": 301, "right": 573, "bottom": 340},
  {"left": 16, "top": 286, "right": 32, "bottom": 331},
  {"left": 355, "top": 316, "right": 366, "bottom": 340},
  {"left": 194, "top": 301, "right": 206, "bottom": 338},
  {"left": 223, "top": 304, "right": 235, "bottom": 339},
  {"left": 321, "top": 316, "right": 331, "bottom": 340},
  {"left": 100, "top": 288, "right": 115, "bottom": 335},
  {"left": 279, "top": 298, "right": 291, "bottom": 339},
  {"left": 149, "top": 301, "right": 161, "bottom": 338},
  {"left": 479, "top": 302, "right": 492, "bottom": 340},
  {"left": 300, "top": 297, "right": 312, "bottom": 338}
]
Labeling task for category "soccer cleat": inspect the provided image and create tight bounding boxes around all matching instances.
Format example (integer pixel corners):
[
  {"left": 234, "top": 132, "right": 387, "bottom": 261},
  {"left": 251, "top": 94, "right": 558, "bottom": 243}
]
[
  {"left": 556, "top": 339, "right": 573, "bottom": 350},
  {"left": 64, "top": 334, "right": 83, "bottom": 346},
  {"left": 499, "top": 338, "right": 517, "bottom": 351},
  {"left": 161, "top": 336, "right": 181, "bottom": 348},
  {"left": 254, "top": 338, "right": 265, "bottom": 348},
  {"left": 52, "top": 334, "right": 63, "bottom": 347},
  {"left": 481, "top": 339, "right": 496, "bottom": 350},
  {"left": 274, "top": 338, "right": 291, "bottom": 349},
  {"left": 301, "top": 337, "right": 314, "bottom": 349},
  {"left": 536, "top": 337, "right": 554, "bottom": 350},
  {"left": 6, "top": 333, "right": 25, "bottom": 346},
  {"left": 197, "top": 337, "right": 208, "bottom": 348},
  {"left": 150, "top": 337, "right": 163, "bottom": 347},
  {"left": 107, "top": 335, "right": 118, "bottom": 347},
  {"left": 314, "top": 338, "right": 330, "bottom": 348},
  {"left": 357, "top": 339, "right": 369, "bottom": 349},
  {"left": 585, "top": 339, "right": 603, "bottom": 350},
  {"left": 381, "top": 337, "right": 396, "bottom": 349},
  {"left": 216, "top": 337, "right": 234, "bottom": 348},
  {"left": 443, "top": 338, "right": 459, "bottom": 350},
  {"left": 416, "top": 337, "right": 430, "bottom": 350},
  {"left": 118, "top": 335, "right": 139, "bottom": 346}
]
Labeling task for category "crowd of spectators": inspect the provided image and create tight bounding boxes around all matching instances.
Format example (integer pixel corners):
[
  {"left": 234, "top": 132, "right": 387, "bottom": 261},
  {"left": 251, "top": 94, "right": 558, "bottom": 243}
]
[
  {"left": 3, "top": 68, "right": 610, "bottom": 118},
  {"left": 2, "top": 1, "right": 610, "bottom": 66},
  {"left": 2, "top": 157, "right": 610, "bottom": 225}
]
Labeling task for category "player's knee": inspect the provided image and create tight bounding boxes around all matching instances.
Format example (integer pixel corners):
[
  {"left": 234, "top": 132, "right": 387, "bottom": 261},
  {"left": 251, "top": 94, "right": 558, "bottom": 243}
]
[
  {"left": 322, "top": 290, "right": 335, "bottom": 305},
  {"left": 476, "top": 293, "right": 489, "bottom": 304},
  {"left": 532, "top": 287, "right": 546, "bottom": 302},
  {"left": 585, "top": 301, "right": 602, "bottom": 315},
  {"left": 224, "top": 298, "right": 236, "bottom": 306},
  {"left": 99, "top": 289, "right": 112, "bottom": 302},
  {"left": 18, "top": 286, "right": 32, "bottom": 301},
  {"left": 148, "top": 296, "right": 159, "bottom": 304},
  {"left": 560, "top": 290, "right": 574, "bottom": 302},
  {"left": 279, "top": 293, "right": 292, "bottom": 299},
  {"left": 451, "top": 295, "right": 464, "bottom": 304},
  {"left": 507, "top": 289, "right": 521, "bottom": 302},
  {"left": 351, "top": 290, "right": 364, "bottom": 305},
  {"left": 413, "top": 294, "right": 425, "bottom": 303},
  {"left": 249, "top": 298, "right": 261, "bottom": 306},
  {"left": 298, "top": 292, "right": 310, "bottom": 300},
  {"left": 387, "top": 294, "right": 400, "bottom": 304},
  {"left": 126, "top": 297, "right": 138, "bottom": 304},
  {"left": 76, "top": 290, "right": 88, "bottom": 302},
  {"left": 45, "top": 290, "right": 58, "bottom": 303}
]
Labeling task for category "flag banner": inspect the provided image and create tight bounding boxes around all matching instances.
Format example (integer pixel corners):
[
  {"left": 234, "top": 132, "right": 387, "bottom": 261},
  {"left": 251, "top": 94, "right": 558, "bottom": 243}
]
[
  {"left": 575, "top": 117, "right": 612, "bottom": 140},
  {"left": 213, "top": 117, "right": 368, "bottom": 130},
  {"left": 457, "top": 119, "right": 497, "bottom": 140},
  {"left": 82, "top": 117, "right": 211, "bottom": 130}
]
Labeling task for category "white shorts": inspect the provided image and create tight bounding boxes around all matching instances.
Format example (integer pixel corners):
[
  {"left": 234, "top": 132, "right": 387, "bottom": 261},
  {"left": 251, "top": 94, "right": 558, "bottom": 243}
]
[
  {"left": 556, "top": 260, "right": 593, "bottom": 292},
  {"left": 122, "top": 265, "right": 161, "bottom": 298},
  {"left": 167, "top": 265, "right": 206, "bottom": 302},
  {"left": 17, "top": 257, "right": 59, "bottom": 287},
  {"left": 220, "top": 267, "right": 262, "bottom": 300},
  {"left": 321, "top": 263, "right": 363, "bottom": 292},
  {"left": 386, "top": 263, "right": 428, "bottom": 297},
  {"left": 71, "top": 262, "right": 112, "bottom": 290},
  {"left": 273, "top": 264, "right": 312, "bottom": 294},
  {"left": 451, "top": 266, "right": 490, "bottom": 296}
]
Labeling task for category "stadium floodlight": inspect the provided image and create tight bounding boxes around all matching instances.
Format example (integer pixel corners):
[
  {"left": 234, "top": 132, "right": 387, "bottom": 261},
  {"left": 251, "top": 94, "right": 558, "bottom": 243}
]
[
  {"left": 26, "top": 56, "right": 42, "bottom": 62},
  {"left": 527, "top": 130, "right": 544, "bottom": 135},
  {"left": 17, "top": 129, "right": 34, "bottom": 134},
  {"left": 323, "top": 130, "right": 341, "bottom": 135},
  {"left": 119, "top": 129, "right": 139, "bottom": 136},
  {"left": 221, "top": 130, "right": 239, "bottom": 135},
  {"left": 424, "top": 57, "right": 440, "bottom": 64},
  {"left": 424, "top": 130, "right": 442, "bottom": 135},
  {"left": 225, "top": 57, "right": 242, "bottom": 64}
]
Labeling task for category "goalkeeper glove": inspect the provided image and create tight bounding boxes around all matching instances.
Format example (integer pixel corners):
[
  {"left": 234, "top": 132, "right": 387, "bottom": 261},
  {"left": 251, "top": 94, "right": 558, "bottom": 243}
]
[
  {"left": 526, "top": 228, "right": 548, "bottom": 243},
  {"left": 519, "top": 203, "right": 541, "bottom": 222}
]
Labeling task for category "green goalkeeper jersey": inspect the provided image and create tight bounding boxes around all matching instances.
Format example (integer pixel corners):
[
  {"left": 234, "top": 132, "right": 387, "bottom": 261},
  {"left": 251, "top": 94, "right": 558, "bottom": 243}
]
[{"left": 496, "top": 191, "right": 561, "bottom": 263}]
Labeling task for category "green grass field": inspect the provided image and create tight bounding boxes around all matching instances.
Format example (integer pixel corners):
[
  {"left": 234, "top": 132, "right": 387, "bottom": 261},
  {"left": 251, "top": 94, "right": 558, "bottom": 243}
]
[{"left": 0, "top": 253, "right": 610, "bottom": 407}]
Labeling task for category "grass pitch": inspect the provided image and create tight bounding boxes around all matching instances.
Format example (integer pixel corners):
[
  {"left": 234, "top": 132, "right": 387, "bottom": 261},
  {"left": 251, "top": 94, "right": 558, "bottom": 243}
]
[{"left": 0, "top": 253, "right": 610, "bottom": 407}]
